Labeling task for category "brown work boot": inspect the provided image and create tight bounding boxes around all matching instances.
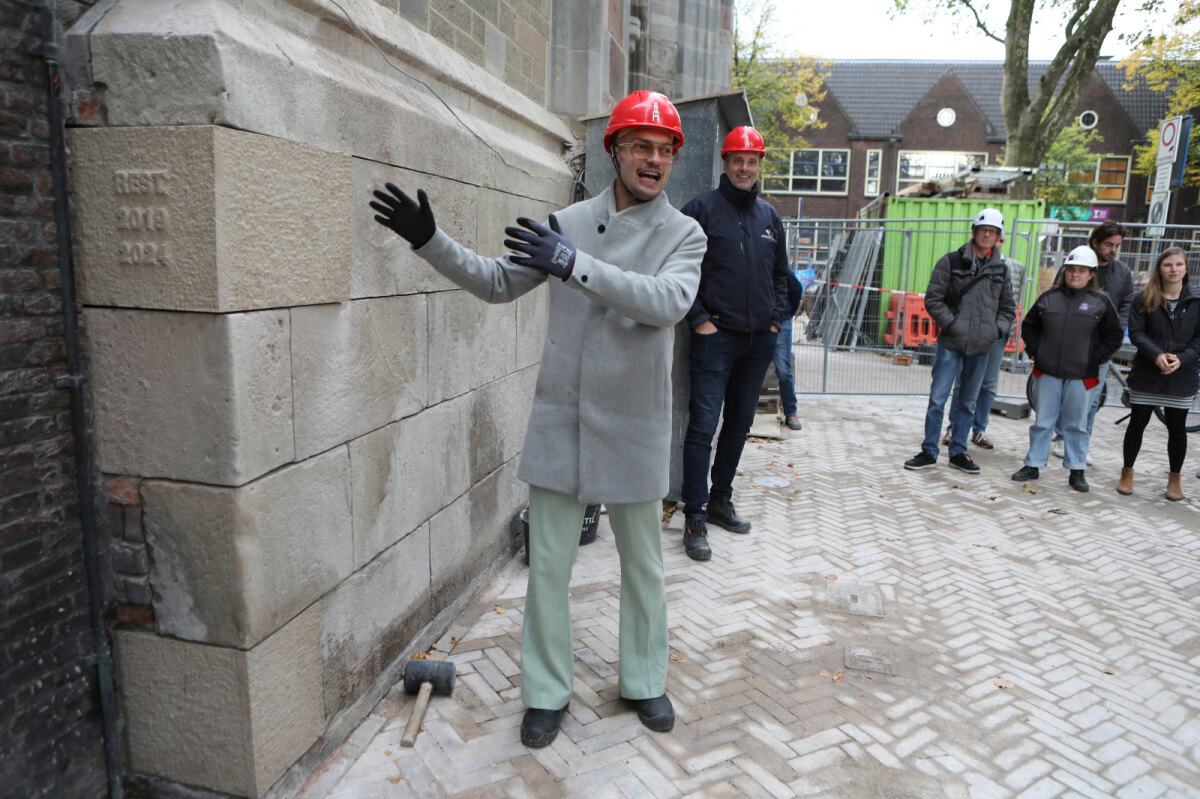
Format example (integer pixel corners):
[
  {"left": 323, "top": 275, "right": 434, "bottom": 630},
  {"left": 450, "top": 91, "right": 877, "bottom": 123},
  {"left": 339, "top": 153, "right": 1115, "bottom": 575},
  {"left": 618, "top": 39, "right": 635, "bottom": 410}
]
[
  {"left": 1167, "top": 472, "right": 1184, "bottom": 502},
  {"left": 1116, "top": 467, "right": 1134, "bottom": 496}
]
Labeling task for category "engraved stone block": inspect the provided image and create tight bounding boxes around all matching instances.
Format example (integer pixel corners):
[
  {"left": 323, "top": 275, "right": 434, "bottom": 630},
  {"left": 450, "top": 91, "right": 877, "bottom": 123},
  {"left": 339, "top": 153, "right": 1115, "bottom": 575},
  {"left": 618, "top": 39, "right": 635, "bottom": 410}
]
[
  {"left": 69, "top": 125, "right": 351, "bottom": 312},
  {"left": 141, "top": 448, "right": 353, "bottom": 649},
  {"left": 290, "top": 296, "right": 428, "bottom": 460},
  {"left": 348, "top": 395, "right": 471, "bottom": 569},
  {"left": 85, "top": 307, "right": 293, "bottom": 486},
  {"left": 116, "top": 606, "right": 322, "bottom": 798}
]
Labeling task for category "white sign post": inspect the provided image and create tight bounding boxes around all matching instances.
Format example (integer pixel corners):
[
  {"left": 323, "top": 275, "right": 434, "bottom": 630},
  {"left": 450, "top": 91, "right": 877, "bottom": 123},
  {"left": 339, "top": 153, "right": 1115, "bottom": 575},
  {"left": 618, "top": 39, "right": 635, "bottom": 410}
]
[{"left": 1148, "top": 116, "right": 1184, "bottom": 238}]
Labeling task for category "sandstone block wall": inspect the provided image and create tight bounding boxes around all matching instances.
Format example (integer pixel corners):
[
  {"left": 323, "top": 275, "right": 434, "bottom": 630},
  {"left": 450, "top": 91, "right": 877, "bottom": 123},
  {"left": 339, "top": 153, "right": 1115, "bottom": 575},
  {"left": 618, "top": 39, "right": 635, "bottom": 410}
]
[{"left": 67, "top": 0, "right": 571, "bottom": 795}]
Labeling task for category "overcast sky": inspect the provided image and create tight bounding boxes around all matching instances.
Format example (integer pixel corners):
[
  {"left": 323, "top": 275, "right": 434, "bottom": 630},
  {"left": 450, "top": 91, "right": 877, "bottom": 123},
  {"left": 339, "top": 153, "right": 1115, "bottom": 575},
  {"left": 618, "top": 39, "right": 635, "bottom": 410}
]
[{"left": 769, "top": 0, "right": 1183, "bottom": 61}]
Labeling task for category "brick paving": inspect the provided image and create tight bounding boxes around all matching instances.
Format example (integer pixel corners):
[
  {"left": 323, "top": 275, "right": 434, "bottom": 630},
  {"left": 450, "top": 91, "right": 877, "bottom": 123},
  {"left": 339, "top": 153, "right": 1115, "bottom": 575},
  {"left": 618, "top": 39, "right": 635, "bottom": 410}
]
[{"left": 300, "top": 395, "right": 1200, "bottom": 798}]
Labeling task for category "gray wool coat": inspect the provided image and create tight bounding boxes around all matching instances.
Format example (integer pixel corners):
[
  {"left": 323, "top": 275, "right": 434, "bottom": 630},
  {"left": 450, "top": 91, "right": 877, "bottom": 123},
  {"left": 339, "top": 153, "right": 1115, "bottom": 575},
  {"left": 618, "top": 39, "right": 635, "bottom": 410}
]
[{"left": 414, "top": 186, "right": 706, "bottom": 504}]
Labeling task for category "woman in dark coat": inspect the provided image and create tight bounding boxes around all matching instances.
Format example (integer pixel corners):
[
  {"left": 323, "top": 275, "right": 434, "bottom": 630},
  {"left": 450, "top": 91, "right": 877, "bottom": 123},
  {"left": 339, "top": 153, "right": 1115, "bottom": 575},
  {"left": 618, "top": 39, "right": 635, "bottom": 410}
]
[{"left": 1117, "top": 247, "right": 1200, "bottom": 501}]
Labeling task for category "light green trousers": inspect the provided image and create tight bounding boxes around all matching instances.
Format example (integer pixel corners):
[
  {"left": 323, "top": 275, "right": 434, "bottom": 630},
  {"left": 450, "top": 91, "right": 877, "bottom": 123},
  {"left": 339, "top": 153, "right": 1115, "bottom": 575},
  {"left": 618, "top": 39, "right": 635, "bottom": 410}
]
[{"left": 522, "top": 485, "right": 668, "bottom": 710}]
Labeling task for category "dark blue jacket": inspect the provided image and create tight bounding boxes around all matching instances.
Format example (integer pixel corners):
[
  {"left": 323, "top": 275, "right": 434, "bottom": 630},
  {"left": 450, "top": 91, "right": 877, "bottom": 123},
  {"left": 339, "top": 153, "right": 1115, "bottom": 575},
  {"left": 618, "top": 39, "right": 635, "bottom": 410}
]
[{"left": 681, "top": 174, "right": 790, "bottom": 331}]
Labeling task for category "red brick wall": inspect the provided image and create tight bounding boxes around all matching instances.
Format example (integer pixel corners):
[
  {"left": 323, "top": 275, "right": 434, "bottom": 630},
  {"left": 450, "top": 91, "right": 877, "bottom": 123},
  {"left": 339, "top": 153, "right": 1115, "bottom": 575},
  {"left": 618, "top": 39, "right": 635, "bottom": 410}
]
[{"left": 1, "top": 1, "right": 109, "bottom": 795}]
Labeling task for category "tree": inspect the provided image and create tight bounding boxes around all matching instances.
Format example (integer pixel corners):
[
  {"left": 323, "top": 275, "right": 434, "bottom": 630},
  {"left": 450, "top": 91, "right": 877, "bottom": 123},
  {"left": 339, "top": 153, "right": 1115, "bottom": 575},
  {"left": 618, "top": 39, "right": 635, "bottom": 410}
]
[
  {"left": 1035, "top": 124, "right": 1102, "bottom": 216},
  {"left": 1123, "top": 0, "right": 1200, "bottom": 188},
  {"left": 895, "top": 0, "right": 1144, "bottom": 172},
  {"left": 731, "top": 0, "right": 828, "bottom": 153}
]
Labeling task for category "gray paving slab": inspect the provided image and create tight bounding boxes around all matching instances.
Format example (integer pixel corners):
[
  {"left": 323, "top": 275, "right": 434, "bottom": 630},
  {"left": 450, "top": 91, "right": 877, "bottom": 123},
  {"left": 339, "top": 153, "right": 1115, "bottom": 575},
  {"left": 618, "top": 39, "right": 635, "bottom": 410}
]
[{"left": 301, "top": 395, "right": 1200, "bottom": 798}]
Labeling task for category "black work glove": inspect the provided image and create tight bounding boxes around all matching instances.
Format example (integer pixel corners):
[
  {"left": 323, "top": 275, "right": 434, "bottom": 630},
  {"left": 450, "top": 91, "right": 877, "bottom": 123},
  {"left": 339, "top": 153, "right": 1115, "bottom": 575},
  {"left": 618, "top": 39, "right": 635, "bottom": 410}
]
[
  {"left": 370, "top": 183, "right": 436, "bottom": 249},
  {"left": 503, "top": 215, "right": 576, "bottom": 280}
]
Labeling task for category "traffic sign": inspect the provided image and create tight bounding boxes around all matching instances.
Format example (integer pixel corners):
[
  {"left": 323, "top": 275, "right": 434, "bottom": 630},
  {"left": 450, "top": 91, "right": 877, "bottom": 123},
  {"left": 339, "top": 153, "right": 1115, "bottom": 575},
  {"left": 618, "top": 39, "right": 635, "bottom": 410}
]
[{"left": 1158, "top": 116, "right": 1182, "bottom": 165}]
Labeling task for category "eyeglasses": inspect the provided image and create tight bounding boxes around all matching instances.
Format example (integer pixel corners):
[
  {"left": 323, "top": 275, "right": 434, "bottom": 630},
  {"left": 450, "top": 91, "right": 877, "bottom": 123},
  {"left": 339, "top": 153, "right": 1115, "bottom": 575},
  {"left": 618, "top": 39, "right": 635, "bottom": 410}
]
[{"left": 613, "top": 140, "right": 680, "bottom": 164}]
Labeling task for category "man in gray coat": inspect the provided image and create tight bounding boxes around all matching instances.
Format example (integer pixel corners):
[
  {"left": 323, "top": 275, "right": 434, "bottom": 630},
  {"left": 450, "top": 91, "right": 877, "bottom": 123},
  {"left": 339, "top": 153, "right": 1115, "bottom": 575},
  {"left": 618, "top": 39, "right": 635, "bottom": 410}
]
[
  {"left": 904, "top": 209, "right": 1016, "bottom": 474},
  {"left": 370, "top": 90, "right": 705, "bottom": 749}
]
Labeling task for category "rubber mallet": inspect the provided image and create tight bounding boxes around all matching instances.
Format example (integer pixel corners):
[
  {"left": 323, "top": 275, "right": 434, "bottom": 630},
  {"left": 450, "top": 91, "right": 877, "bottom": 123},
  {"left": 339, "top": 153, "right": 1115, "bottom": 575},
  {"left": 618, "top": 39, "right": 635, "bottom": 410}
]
[{"left": 400, "top": 658, "right": 456, "bottom": 747}]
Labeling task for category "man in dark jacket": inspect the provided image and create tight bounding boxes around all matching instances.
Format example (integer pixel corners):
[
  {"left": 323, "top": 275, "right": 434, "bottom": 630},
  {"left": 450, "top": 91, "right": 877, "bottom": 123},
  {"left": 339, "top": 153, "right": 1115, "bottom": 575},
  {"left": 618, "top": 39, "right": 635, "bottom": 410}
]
[
  {"left": 904, "top": 209, "right": 1016, "bottom": 474},
  {"left": 678, "top": 126, "right": 790, "bottom": 562}
]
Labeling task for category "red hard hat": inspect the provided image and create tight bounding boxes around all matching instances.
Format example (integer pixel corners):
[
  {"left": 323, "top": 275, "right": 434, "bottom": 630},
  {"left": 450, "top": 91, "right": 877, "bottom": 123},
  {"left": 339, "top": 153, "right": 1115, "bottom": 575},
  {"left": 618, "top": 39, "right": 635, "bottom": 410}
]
[
  {"left": 721, "top": 126, "right": 765, "bottom": 156},
  {"left": 603, "top": 91, "right": 684, "bottom": 154}
]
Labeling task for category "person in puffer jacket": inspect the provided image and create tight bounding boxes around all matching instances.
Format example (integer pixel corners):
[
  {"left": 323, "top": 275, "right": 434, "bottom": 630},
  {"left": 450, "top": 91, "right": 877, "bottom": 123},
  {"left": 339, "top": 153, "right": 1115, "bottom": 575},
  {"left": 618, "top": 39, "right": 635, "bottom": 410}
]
[
  {"left": 904, "top": 209, "right": 1016, "bottom": 475},
  {"left": 1011, "top": 246, "right": 1123, "bottom": 493}
]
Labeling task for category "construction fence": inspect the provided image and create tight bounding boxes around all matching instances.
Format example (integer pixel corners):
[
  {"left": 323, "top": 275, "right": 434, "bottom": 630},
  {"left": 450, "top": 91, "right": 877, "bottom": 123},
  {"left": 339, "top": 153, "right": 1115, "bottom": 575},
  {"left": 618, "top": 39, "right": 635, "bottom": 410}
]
[{"left": 784, "top": 217, "right": 1200, "bottom": 398}]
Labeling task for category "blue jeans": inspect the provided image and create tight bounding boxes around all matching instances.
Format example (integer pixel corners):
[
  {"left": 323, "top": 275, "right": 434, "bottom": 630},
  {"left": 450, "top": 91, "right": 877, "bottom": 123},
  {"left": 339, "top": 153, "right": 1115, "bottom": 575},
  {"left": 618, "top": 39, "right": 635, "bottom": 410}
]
[
  {"left": 949, "top": 337, "right": 1005, "bottom": 436},
  {"left": 1025, "top": 374, "right": 1097, "bottom": 470},
  {"left": 773, "top": 317, "right": 797, "bottom": 417},
  {"left": 1055, "top": 360, "right": 1108, "bottom": 440},
  {"left": 922, "top": 344, "right": 988, "bottom": 458},
  {"left": 682, "top": 328, "right": 778, "bottom": 517}
]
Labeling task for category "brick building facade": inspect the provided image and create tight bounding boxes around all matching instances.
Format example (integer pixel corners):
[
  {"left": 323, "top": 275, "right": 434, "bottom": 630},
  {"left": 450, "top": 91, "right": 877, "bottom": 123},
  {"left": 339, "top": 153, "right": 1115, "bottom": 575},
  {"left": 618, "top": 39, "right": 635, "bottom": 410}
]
[
  {"left": 1, "top": 0, "right": 111, "bottom": 796},
  {"left": 764, "top": 60, "right": 1186, "bottom": 225}
]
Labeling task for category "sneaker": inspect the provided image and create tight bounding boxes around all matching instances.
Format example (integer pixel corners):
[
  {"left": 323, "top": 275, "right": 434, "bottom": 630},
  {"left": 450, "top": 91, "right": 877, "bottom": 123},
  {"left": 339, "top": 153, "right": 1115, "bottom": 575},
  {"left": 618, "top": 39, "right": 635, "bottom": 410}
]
[
  {"left": 1069, "top": 469, "right": 1090, "bottom": 492},
  {"left": 1011, "top": 465, "right": 1039, "bottom": 482},
  {"left": 971, "top": 431, "right": 994, "bottom": 449},
  {"left": 625, "top": 693, "right": 675, "bottom": 732},
  {"left": 941, "top": 426, "right": 952, "bottom": 445},
  {"left": 785, "top": 413, "right": 802, "bottom": 430},
  {"left": 706, "top": 492, "right": 751, "bottom": 534},
  {"left": 520, "top": 703, "right": 569, "bottom": 748},
  {"left": 904, "top": 451, "right": 937, "bottom": 470},
  {"left": 1051, "top": 439, "right": 1065, "bottom": 459},
  {"left": 683, "top": 517, "right": 711, "bottom": 561},
  {"left": 949, "top": 453, "right": 980, "bottom": 474}
]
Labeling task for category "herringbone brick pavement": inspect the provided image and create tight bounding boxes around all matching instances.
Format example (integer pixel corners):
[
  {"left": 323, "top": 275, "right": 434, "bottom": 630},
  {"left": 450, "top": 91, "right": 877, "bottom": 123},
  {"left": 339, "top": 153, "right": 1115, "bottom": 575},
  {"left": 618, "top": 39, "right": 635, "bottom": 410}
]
[{"left": 301, "top": 395, "right": 1200, "bottom": 798}]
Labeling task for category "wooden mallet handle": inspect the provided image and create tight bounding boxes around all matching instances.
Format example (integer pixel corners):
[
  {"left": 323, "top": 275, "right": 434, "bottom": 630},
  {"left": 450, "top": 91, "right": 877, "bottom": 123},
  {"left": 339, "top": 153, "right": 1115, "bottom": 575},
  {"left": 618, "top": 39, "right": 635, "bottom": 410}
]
[{"left": 400, "top": 681, "right": 433, "bottom": 747}]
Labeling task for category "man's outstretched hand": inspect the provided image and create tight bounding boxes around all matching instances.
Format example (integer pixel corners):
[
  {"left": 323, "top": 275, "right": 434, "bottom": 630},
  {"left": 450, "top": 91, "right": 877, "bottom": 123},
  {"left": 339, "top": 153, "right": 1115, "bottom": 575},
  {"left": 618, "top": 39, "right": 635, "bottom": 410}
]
[
  {"left": 370, "top": 183, "right": 436, "bottom": 249},
  {"left": 504, "top": 215, "right": 576, "bottom": 280}
]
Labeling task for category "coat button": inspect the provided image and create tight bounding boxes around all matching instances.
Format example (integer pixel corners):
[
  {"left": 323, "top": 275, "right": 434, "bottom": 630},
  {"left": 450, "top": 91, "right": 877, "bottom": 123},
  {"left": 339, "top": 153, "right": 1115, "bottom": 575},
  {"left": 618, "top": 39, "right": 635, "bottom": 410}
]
[{"left": 598, "top": 224, "right": 606, "bottom": 233}]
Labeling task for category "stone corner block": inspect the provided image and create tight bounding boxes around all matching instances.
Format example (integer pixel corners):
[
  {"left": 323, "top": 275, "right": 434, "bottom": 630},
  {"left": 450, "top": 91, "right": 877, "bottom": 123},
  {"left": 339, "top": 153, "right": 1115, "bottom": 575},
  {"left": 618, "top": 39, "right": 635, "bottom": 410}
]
[
  {"left": 116, "top": 604, "right": 323, "bottom": 798},
  {"left": 68, "top": 125, "right": 351, "bottom": 312},
  {"left": 141, "top": 448, "right": 353, "bottom": 649},
  {"left": 85, "top": 307, "right": 294, "bottom": 485}
]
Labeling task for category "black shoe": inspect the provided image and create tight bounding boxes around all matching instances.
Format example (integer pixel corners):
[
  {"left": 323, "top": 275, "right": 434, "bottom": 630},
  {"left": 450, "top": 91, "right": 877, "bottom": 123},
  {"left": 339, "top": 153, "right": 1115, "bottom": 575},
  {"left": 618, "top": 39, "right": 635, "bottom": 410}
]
[
  {"left": 949, "top": 453, "right": 980, "bottom": 474},
  {"left": 706, "top": 492, "right": 751, "bottom": 534},
  {"left": 1011, "top": 465, "right": 1040, "bottom": 482},
  {"left": 904, "top": 451, "right": 936, "bottom": 470},
  {"left": 785, "top": 413, "right": 802, "bottom": 430},
  {"left": 626, "top": 693, "right": 675, "bottom": 732},
  {"left": 683, "top": 517, "right": 711, "bottom": 561},
  {"left": 520, "top": 704, "right": 568, "bottom": 748},
  {"left": 1069, "top": 469, "right": 1090, "bottom": 492}
]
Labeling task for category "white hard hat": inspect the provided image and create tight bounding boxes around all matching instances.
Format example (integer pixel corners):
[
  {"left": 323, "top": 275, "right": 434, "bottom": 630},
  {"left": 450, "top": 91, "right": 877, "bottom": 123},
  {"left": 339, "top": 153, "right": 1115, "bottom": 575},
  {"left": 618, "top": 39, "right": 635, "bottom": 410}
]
[
  {"left": 1064, "top": 245, "right": 1098, "bottom": 269},
  {"left": 972, "top": 208, "right": 1004, "bottom": 232}
]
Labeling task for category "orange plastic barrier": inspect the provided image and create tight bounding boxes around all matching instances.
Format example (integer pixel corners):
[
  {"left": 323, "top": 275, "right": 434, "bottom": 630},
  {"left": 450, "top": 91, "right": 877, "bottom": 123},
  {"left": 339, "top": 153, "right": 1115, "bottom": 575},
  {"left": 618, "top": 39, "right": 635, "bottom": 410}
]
[
  {"left": 885, "top": 292, "right": 939, "bottom": 347},
  {"left": 1005, "top": 303, "right": 1025, "bottom": 354}
]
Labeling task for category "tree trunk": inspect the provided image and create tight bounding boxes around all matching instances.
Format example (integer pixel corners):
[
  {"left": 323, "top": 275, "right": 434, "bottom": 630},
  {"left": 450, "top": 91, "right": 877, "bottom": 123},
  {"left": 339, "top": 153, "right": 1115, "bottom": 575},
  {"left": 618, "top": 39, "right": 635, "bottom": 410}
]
[{"left": 999, "top": 0, "right": 1122, "bottom": 169}]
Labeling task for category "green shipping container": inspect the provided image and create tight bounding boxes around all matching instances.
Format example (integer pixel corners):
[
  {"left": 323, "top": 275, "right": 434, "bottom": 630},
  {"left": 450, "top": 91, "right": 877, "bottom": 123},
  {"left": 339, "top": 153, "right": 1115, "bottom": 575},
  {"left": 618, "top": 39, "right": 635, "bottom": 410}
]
[{"left": 881, "top": 197, "right": 1046, "bottom": 313}]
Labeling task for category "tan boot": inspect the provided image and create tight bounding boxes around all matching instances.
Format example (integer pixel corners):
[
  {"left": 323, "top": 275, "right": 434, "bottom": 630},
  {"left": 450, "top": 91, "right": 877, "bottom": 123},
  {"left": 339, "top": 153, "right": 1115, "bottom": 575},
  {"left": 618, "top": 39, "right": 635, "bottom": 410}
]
[
  {"left": 1116, "top": 467, "right": 1134, "bottom": 496},
  {"left": 1167, "top": 472, "right": 1184, "bottom": 502}
]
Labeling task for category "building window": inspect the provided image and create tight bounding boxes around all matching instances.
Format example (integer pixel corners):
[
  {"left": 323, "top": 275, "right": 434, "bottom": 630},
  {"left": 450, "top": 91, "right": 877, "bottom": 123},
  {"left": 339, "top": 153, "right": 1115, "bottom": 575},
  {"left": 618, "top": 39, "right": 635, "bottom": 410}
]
[
  {"left": 1075, "top": 155, "right": 1130, "bottom": 203},
  {"left": 1078, "top": 110, "right": 1099, "bottom": 129},
  {"left": 762, "top": 148, "right": 850, "bottom": 195},
  {"left": 1095, "top": 156, "right": 1129, "bottom": 203},
  {"left": 864, "top": 149, "right": 882, "bottom": 196},
  {"left": 896, "top": 150, "right": 987, "bottom": 192}
]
